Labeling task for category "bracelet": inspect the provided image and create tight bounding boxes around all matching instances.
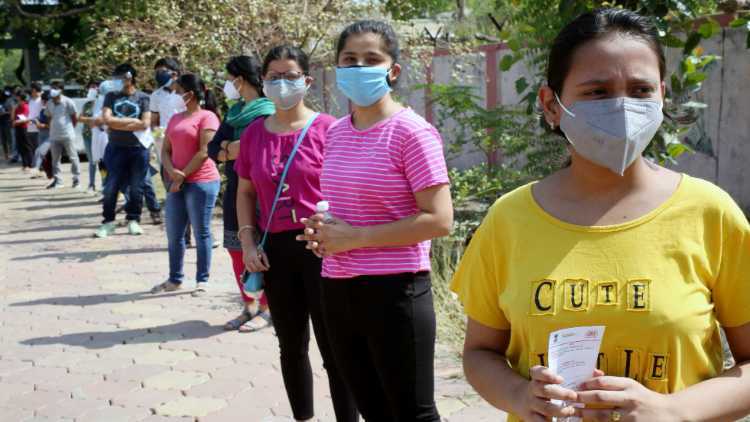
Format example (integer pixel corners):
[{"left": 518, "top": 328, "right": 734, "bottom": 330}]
[{"left": 237, "top": 225, "right": 256, "bottom": 240}]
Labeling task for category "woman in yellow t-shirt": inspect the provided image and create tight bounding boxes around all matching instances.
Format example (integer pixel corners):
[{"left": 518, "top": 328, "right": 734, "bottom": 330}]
[{"left": 451, "top": 8, "right": 750, "bottom": 422}]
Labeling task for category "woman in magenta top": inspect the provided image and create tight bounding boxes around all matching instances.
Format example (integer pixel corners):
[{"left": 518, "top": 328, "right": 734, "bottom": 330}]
[
  {"left": 235, "top": 45, "right": 357, "bottom": 422},
  {"left": 151, "top": 74, "right": 221, "bottom": 296},
  {"left": 299, "top": 21, "right": 453, "bottom": 421}
]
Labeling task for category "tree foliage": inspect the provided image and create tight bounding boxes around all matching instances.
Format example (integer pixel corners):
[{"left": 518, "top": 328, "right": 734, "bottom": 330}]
[{"left": 63, "top": 0, "right": 368, "bottom": 90}]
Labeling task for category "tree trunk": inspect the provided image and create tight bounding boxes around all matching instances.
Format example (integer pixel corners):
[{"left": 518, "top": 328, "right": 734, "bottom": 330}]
[{"left": 456, "top": 0, "right": 466, "bottom": 20}]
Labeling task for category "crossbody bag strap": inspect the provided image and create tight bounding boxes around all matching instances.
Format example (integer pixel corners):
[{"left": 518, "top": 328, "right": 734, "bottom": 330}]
[{"left": 258, "top": 112, "right": 320, "bottom": 250}]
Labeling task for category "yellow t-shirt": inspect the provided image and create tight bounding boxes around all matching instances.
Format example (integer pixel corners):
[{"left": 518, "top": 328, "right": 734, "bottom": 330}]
[{"left": 451, "top": 174, "right": 750, "bottom": 422}]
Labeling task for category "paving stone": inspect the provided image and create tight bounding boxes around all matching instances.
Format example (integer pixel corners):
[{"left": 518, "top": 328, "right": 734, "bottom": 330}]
[
  {"left": 143, "top": 371, "right": 210, "bottom": 391},
  {"left": 12, "top": 390, "right": 70, "bottom": 410},
  {"left": 0, "top": 406, "right": 33, "bottom": 422},
  {"left": 133, "top": 350, "right": 196, "bottom": 366},
  {"left": 71, "top": 379, "right": 141, "bottom": 400},
  {"left": 156, "top": 397, "right": 227, "bottom": 417},
  {"left": 35, "top": 397, "right": 109, "bottom": 419},
  {"left": 106, "top": 364, "right": 171, "bottom": 383},
  {"left": 111, "top": 388, "right": 184, "bottom": 409},
  {"left": 76, "top": 405, "right": 152, "bottom": 422},
  {"left": 184, "top": 378, "right": 252, "bottom": 399}
]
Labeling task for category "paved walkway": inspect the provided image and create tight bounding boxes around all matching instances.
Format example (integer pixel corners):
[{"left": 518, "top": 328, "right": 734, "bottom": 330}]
[{"left": 0, "top": 163, "right": 504, "bottom": 422}]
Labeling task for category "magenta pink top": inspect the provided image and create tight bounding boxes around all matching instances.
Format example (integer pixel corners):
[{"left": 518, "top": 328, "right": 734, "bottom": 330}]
[
  {"left": 166, "top": 109, "right": 221, "bottom": 183},
  {"left": 235, "top": 113, "right": 336, "bottom": 233},
  {"left": 320, "top": 108, "right": 450, "bottom": 279}
]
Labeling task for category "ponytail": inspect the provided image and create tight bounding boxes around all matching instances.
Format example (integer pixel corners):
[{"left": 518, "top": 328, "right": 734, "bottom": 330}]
[{"left": 176, "top": 73, "right": 219, "bottom": 116}]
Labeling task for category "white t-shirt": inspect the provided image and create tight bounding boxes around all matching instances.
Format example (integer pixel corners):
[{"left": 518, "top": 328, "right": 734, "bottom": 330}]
[
  {"left": 28, "top": 97, "right": 43, "bottom": 133},
  {"left": 150, "top": 87, "right": 184, "bottom": 129}
]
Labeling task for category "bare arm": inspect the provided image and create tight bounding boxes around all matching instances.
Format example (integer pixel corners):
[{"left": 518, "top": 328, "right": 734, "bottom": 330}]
[
  {"left": 151, "top": 111, "right": 160, "bottom": 129},
  {"left": 236, "top": 177, "right": 259, "bottom": 245},
  {"left": 181, "top": 128, "right": 217, "bottom": 177},
  {"left": 301, "top": 184, "right": 453, "bottom": 255},
  {"left": 102, "top": 108, "right": 150, "bottom": 131},
  {"left": 666, "top": 323, "right": 750, "bottom": 421},
  {"left": 463, "top": 319, "right": 578, "bottom": 422}
]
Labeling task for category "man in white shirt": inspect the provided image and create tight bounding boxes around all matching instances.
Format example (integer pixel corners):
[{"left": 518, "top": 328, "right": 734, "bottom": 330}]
[
  {"left": 26, "top": 83, "right": 43, "bottom": 157},
  {"left": 150, "top": 57, "right": 184, "bottom": 162}
]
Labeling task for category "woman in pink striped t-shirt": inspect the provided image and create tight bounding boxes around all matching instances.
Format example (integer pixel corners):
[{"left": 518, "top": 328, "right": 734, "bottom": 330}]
[{"left": 299, "top": 20, "right": 453, "bottom": 422}]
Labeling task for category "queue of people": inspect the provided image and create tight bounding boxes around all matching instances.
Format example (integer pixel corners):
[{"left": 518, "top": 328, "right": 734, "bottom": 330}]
[{"left": 3, "top": 11, "right": 749, "bottom": 422}]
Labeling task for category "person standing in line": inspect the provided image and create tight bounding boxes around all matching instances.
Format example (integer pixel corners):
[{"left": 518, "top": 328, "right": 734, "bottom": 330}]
[
  {"left": 30, "top": 91, "right": 51, "bottom": 178},
  {"left": 25, "top": 83, "right": 43, "bottom": 172},
  {"left": 46, "top": 81, "right": 81, "bottom": 189},
  {"left": 95, "top": 63, "right": 152, "bottom": 237},
  {"left": 238, "top": 45, "right": 359, "bottom": 422},
  {"left": 451, "top": 9, "right": 750, "bottom": 422},
  {"left": 0, "top": 87, "right": 12, "bottom": 161},
  {"left": 150, "top": 74, "right": 220, "bottom": 296},
  {"left": 78, "top": 81, "right": 102, "bottom": 193},
  {"left": 299, "top": 21, "right": 452, "bottom": 422},
  {"left": 11, "top": 89, "right": 34, "bottom": 172},
  {"left": 208, "top": 55, "right": 275, "bottom": 332}
]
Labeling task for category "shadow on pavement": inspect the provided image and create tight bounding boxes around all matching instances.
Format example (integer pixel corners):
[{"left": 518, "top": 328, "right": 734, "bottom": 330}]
[
  {"left": 3, "top": 224, "right": 97, "bottom": 235},
  {"left": 11, "top": 246, "right": 167, "bottom": 262},
  {"left": 11, "top": 290, "right": 192, "bottom": 307},
  {"left": 13, "top": 201, "right": 97, "bottom": 212},
  {"left": 25, "top": 213, "right": 100, "bottom": 223},
  {"left": 19, "top": 320, "right": 225, "bottom": 349},
  {"left": 0, "top": 234, "right": 93, "bottom": 245}
]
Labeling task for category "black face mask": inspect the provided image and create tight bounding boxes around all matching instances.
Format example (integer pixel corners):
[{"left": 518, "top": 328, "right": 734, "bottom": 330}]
[{"left": 155, "top": 70, "right": 172, "bottom": 88}]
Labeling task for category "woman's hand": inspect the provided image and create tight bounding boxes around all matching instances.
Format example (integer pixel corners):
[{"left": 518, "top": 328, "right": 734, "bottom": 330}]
[
  {"left": 575, "top": 375, "right": 677, "bottom": 421},
  {"left": 168, "top": 169, "right": 185, "bottom": 192},
  {"left": 513, "top": 366, "right": 579, "bottom": 422},
  {"left": 296, "top": 213, "right": 363, "bottom": 257},
  {"left": 242, "top": 244, "right": 269, "bottom": 273}
]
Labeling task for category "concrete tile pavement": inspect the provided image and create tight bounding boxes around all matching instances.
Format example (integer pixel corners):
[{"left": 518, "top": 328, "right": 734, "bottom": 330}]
[{"left": 0, "top": 163, "right": 506, "bottom": 421}]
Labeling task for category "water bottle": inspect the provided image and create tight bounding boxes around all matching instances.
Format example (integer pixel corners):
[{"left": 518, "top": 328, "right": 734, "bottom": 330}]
[{"left": 316, "top": 201, "right": 334, "bottom": 223}]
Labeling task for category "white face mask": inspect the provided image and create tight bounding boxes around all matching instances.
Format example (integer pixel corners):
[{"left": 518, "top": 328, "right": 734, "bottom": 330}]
[
  {"left": 223, "top": 79, "right": 241, "bottom": 101},
  {"left": 557, "top": 95, "right": 664, "bottom": 175},
  {"left": 262, "top": 78, "right": 308, "bottom": 110},
  {"left": 50, "top": 89, "right": 61, "bottom": 98}
]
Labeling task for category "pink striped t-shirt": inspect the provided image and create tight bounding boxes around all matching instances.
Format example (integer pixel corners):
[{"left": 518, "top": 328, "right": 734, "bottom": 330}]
[{"left": 320, "top": 108, "right": 449, "bottom": 279}]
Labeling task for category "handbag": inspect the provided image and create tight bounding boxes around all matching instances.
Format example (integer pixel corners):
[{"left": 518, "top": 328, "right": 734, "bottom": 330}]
[{"left": 243, "top": 112, "right": 320, "bottom": 293}]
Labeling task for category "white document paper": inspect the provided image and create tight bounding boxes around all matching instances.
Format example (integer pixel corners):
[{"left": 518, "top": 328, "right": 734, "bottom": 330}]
[
  {"left": 548, "top": 326, "right": 606, "bottom": 422},
  {"left": 134, "top": 128, "right": 154, "bottom": 149}
]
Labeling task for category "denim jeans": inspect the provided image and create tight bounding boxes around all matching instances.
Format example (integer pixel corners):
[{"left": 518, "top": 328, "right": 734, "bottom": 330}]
[
  {"left": 32, "top": 133, "right": 50, "bottom": 169},
  {"left": 165, "top": 180, "right": 220, "bottom": 284},
  {"left": 101, "top": 144, "right": 149, "bottom": 223},
  {"left": 83, "top": 135, "right": 97, "bottom": 189}
]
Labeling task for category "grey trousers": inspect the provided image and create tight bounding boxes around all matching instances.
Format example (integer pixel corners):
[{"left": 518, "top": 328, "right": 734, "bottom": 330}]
[{"left": 51, "top": 138, "right": 81, "bottom": 184}]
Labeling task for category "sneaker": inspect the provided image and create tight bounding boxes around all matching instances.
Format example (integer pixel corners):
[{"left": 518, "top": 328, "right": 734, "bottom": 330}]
[
  {"left": 72, "top": 180, "right": 81, "bottom": 190},
  {"left": 127, "top": 220, "right": 144, "bottom": 235},
  {"left": 46, "top": 181, "right": 63, "bottom": 189},
  {"left": 150, "top": 281, "right": 182, "bottom": 294},
  {"left": 30, "top": 170, "right": 42, "bottom": 179},
  {"left": 87, "top": 186, "right": 96, "bottom": 195},
  {"left": 94, "top": 222, "right": 116, "bottom": 238},
  {"left": 212, "top": 240, "right": 220, "bottom": 249},
  {"left": 150, "top": 211, "right": 163, "bottom": 225}
]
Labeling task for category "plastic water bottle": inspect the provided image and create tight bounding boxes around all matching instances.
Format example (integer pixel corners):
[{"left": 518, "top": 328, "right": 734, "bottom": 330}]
[{"left": 316, "top": 201, "right": 334, "bottom": 223}]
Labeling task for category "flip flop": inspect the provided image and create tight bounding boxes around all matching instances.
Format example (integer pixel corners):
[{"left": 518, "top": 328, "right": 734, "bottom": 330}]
[{"left": 224, "top": 311, "right": 252, "bottom": 331}]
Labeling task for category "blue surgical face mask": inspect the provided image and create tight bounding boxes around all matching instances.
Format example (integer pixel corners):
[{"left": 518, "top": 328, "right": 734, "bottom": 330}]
[
  {"left": 111, "top": 79, "right": 124, "bottom": 92},
  {"left": 335, "top": 66, "right": 392, "bottom": 107}
]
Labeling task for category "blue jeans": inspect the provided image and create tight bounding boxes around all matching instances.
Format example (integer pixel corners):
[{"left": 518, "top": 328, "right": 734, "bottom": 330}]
[
  {"left": 32, "top": 132, "right": 50, "bottom": 169},
  {"left": 165, "top": 180, "right": 220, "bottom": 284},
  {"left": 83, "top": 135, "right": 97, "bottom": 189},
  {"left": 102, "top": 144, "right": 150, "bottom": 223}
]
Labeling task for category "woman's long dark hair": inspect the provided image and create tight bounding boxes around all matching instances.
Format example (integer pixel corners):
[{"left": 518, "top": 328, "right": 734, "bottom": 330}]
[{"left": 176, "top": 73, "right": 218, "bottom": 116}]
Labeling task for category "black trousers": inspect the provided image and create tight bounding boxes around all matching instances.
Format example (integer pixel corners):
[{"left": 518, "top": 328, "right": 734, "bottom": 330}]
[
  {"left": 263, "top": 230, "right": 358, "bottom": 422},
  {"left": 15, "top": 127, "right": 35, "bottom": 168},
  {"left": 321, "top": 272, "right": 441, "bottom": 422}
]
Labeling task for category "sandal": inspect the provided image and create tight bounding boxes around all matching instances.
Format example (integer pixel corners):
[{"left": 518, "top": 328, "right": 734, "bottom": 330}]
[
  {"left": 150, "top": 281, "right": 182, "bottom": 294},
  {"left": 224, "top": 311, "right": 252, "bottom": 331},
  {"left": 239, "top": 310, "right": 272, "bottom": 333}
]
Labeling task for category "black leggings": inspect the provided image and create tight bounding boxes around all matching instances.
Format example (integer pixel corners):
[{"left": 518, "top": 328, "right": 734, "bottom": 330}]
[
  {"left": 263, "top": 230, "right": 358, "bottom": 422},
  {"left": 321, "top": 272, "right": 440, "bottom": 422},
  {"left": 15, "top": 127, "right": 34, "bottom": 167}
]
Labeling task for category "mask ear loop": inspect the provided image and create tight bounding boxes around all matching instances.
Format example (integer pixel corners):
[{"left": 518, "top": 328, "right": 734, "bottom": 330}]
[{"left": 554, "top": 92, "right": 576, "bottom": 118}]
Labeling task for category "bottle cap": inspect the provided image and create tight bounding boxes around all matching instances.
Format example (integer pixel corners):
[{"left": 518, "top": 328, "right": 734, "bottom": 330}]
[{"left": 316, "top": 201, "right": 330, "bottom": 212}]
